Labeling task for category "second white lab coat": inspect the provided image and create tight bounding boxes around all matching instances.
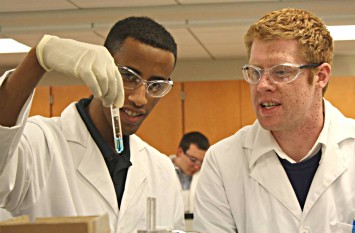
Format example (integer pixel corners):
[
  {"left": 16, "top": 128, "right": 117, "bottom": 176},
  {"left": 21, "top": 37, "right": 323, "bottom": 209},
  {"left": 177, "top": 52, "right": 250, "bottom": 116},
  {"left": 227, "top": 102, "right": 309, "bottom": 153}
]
[
  {"left": 179, "top": 172, "right": 199, "bottom": 214},
  {"left": 170, "top": 155, "right": 199, "bottom": 213},
  {"left": 0, "top": 208, "right": 12, "bottom": 221},
  {"left": 0, "top": 93, "right": 185, "bottom": 233},
  {"left": 194, "top": 100, "right": 355, "bottom": 233},
  {"left": 188, "top": 171, "right": 199, "bottom": 213}
]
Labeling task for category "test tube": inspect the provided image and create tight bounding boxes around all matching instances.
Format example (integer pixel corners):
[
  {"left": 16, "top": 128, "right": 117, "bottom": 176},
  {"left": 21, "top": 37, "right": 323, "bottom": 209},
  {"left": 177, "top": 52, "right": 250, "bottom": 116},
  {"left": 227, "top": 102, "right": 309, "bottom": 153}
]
[{"left": 110, "top": 105, "right": 124, "bottom": 154}]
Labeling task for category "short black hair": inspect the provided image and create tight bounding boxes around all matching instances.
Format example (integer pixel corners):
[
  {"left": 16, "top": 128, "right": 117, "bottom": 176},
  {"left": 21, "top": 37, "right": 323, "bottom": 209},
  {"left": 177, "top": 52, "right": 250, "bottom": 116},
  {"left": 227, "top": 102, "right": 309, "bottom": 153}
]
[
  {"left": 104, "top": 16, "right": 177, "bottom": 65},
  {"left": 179, "top": 131, "right": 210, "bottom": 153}
]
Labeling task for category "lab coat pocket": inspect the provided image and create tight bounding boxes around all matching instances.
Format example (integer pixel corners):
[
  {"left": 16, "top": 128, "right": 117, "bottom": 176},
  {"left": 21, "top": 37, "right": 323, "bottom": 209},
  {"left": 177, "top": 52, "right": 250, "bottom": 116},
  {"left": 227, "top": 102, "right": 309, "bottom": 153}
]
[{"left": 336, "top": 222, "right": 354, "bottom": 233}]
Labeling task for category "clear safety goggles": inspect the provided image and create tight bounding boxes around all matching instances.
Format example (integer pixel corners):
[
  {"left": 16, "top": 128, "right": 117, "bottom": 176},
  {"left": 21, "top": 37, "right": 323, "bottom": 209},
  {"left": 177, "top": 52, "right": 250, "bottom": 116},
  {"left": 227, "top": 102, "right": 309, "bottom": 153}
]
[
  {"left": 242, "top": 63, "right": 322, "bottom": 84},
  {"left": 117, "top": 64, "right": 173, "bottom": 98}
]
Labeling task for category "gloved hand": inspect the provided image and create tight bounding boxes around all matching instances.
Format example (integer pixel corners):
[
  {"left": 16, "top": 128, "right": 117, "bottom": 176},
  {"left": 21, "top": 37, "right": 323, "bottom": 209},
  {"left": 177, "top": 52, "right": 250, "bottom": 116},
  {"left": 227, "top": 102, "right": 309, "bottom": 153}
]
[{"left": 36, "top": 35, "right": 124, "bottom": 107}]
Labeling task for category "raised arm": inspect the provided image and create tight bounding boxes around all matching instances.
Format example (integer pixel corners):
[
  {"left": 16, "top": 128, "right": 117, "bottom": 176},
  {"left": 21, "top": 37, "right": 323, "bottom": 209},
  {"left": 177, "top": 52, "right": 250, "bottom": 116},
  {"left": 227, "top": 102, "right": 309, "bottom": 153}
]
[
  {"left": 0, "top": 47, "right": 45, "bottom": 127},
  {"left": 0, "top": 35, "right": 124, "bottom": 127}
]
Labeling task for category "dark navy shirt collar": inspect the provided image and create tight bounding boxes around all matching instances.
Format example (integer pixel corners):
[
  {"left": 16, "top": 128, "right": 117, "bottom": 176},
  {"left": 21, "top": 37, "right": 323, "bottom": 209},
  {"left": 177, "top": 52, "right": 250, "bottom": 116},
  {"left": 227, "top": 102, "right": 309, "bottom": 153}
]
[{"left": 75, "top": 97, "right": 130, "bottom": 159}]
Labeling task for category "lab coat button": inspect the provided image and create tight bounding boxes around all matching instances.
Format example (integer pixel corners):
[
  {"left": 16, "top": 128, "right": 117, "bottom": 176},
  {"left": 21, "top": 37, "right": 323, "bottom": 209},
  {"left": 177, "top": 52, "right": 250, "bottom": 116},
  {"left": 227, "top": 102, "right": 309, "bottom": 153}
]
[{"left": 301, "top": 229, "right": 309, "bottom": 233}]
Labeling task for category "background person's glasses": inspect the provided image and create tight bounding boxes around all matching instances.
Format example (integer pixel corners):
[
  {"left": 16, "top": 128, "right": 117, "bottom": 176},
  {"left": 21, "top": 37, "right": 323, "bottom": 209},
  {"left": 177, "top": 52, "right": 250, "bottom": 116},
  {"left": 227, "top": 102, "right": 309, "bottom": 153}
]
[
  {"left": 242, "top": 63, "right": 322, "bottom": 84},
  {"left": 117, "top": 64, "right": 173, "bottom": 98},
  {"left": 184, "top": 152, "right": 203, "bottom": 165}
]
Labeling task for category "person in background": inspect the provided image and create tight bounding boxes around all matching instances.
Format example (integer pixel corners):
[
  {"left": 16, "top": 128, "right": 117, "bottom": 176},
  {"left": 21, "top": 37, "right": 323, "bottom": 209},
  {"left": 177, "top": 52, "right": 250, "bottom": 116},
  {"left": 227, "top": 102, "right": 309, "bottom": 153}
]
[
  {"left": 170, "top": 131, "right": 210, "bottom": 215},
  {"left": 0, "top": 17, "right": 185, "bottom": 232},
  {"left": 194, "top": 8, "right": 355, "bottom": 233}
]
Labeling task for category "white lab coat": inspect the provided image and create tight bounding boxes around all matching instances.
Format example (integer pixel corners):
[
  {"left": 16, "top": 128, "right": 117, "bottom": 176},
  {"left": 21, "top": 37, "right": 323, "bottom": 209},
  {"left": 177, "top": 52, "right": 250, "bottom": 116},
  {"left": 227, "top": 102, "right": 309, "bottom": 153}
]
[
  {"left": 0, "top": 72, "right": 185, "bottom": 232},
  {"left": 178, "top": 171, "right": 199, "bottom": 214},
  {"left": 170, "top": 155, "right": 199, "bottom": 213},
  {"left": 194, "top": 100, "right": 355, "bottom": 233},
  {"left": 188, "top": 171, "right": 199, "bottom": 214},
  {"left": 0, "top": 208, "right": 12, "bottom": 221}
]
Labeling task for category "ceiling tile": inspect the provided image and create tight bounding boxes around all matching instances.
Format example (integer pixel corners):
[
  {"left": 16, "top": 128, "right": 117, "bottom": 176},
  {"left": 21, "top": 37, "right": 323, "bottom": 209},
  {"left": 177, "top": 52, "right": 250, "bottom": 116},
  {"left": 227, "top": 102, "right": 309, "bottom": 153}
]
[
  {"left": 0, "top": 0, "right": 77, "bottom": 12},
  {"left": 3, "top": 31, "right": 104, "bottom": 48},
  {"left": 51, "top": 31, "right": 105, "bottom": 45},
  {"left": 92, "top": 29, "right": 111, "bottom": 40},
  {"left": 178, "top": 44, "right": 212, "bottom": 59},
  {"left": 71, "top": 0, "right": 177, "bottom": 8},
  {"left": 1, "top": 0, "right": 355, "bottom": 74},
  {"left": 169, "top": 28, "right": 211, "bottom": 59},
  {"left": 178, "top": 0, "right": 277, "bottom": 3},
  {"left": 169, "top": 28, "right": 200, "bottom": 45},
  {"left": 187, "top": 25, "right": 246, "bottom": 59},
  {"left": 206, "top": 43, "right": 247, "bottom": 59},
  {"left": 190, "top": 25, "right": 247, "bottom": 44}
]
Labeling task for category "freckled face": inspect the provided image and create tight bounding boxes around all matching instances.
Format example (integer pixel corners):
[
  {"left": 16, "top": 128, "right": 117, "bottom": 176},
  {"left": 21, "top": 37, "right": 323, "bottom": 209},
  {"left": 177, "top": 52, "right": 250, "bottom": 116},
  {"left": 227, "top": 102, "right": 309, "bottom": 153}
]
[
  {"left": 249, "top": 39, "right": 321, "bottom": 132},
  {"left": 108, "top": 38, "right": 175, "bottom": 135}
]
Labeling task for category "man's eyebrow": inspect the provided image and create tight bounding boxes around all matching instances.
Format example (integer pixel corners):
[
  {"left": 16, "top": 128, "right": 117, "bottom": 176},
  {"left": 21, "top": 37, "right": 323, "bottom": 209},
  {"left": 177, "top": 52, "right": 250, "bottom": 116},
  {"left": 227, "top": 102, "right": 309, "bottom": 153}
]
[
  {"left": 148, "top": 76, "right": 168, "bottom": 81},
  {"left": 139, "top": 73, "right": 168, "bottom": 81},
  {"left": 125, "top": 66, "right": 140, "bottom": 75},
  {"left": 126, "top": 66, "right": 168, "bottom": 81}
]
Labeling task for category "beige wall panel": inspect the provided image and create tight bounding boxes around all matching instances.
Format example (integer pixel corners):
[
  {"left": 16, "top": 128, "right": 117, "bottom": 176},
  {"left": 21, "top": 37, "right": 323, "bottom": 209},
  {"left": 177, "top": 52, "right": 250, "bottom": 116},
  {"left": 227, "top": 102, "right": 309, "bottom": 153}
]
[
  {"left": 51, "top": 86, "right": 91, "bottom": 116},
  {"left": 29, "top": 86, "right": 51, "bottom": 117},
  {"left": 184, "top": 80, "right": 241, "bottom": 145},
  {"left": 325, "top": 76, "right": 355, "bottom": 118},
  {"left": 136, "top": 82, "right": 183, "bottom": 156}
]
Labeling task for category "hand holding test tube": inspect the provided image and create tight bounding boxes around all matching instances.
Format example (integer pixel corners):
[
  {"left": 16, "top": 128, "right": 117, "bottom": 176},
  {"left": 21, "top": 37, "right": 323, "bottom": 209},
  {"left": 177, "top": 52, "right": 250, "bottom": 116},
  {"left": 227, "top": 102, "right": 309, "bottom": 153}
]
[{"left": 110, "top": 105, "right": 124, "bottom": 154}]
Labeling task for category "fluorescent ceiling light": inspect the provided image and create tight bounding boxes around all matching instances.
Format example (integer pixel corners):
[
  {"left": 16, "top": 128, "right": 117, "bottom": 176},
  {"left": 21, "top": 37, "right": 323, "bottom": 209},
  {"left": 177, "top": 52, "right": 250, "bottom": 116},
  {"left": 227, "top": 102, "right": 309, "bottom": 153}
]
[
  {"left": 0, "top": 38, "right": 31, "bottom": 54},
  {"left": 327, "top": 25, "right": 355, "bottom": 41}
]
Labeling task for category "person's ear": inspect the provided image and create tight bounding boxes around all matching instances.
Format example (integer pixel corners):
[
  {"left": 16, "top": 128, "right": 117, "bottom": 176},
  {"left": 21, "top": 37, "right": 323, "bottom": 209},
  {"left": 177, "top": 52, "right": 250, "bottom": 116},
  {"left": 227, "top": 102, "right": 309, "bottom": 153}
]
[
  {"left": 315, "top": 63, "right": 331, "bottom": 89},
  {"left": 177, "top": 147, "right": 184, "bottom": 157}
]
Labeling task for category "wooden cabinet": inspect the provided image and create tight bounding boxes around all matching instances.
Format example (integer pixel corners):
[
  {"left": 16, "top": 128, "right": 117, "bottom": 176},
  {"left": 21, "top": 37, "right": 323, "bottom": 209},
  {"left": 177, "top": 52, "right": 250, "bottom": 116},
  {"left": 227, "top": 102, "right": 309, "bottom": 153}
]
[
  {"left": 50, "top": 86, "right": 91, "bottom": 116},
  {"left": 29, "top": 77, "right": 355, "bottom": 155},
  {"left": 30, "top": 85, "right": 91, "bottom": 117},
  {"left": 138, "top": 80, "right": 257, "bottom": 151},
  {"left": 240, "top": 81, "right": 257, "bottom": 126},
  {"left": 136, "top": 82, "right": 183, "bottom": 155},
  {"left": 324, "top": 76, "right": 355, "bottom": 118},
  {"left": 183, "top": 80, "right": 242, "bottom": 145},
  {"left": 29, "top": 86, "right": 51, "bottom": 117}
]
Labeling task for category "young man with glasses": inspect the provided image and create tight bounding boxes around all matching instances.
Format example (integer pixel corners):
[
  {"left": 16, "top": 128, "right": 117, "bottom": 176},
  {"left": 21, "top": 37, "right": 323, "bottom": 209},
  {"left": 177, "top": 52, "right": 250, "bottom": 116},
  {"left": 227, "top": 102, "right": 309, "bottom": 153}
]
[
  {"left": 169, "top": 132, "right": 210, "bottom": 215},
  {"left": 194, "top": 8, "right": 355, "bottom": 233},
  {"left": 0, "top": 17, "right": 184, "bottom": 232}
]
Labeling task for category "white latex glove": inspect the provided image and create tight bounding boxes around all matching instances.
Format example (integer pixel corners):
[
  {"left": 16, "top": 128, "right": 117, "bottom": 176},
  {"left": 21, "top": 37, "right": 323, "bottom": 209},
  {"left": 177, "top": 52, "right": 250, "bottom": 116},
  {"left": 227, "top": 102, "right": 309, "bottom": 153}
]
[{"left": 36, "top": 35, "right": 124, "bottom": 107}]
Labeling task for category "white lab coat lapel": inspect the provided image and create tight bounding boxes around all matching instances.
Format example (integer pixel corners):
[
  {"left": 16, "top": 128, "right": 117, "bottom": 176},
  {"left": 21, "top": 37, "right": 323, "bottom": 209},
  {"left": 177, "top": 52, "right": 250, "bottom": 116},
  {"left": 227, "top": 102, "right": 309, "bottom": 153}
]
[
  {"left": 61, "top": 103, "right": 119, "bottom": 216},
  {"left": 302, "top": 101, "right": 354, "bottom": 219},
  {"left": 302, "top": 145, "right": 348, "bottom": 218},
  {"left": 118, "top": 136, "right": 148, "bottom": 231},
  {"left": 250, "top": 151, "right": 302, "bottom": 220},
  {"left": 77, "top": 141, "right": 119, "bottom": 216},
  {"left": 246, "top": 123, "right": 302, "bottom": 220}
]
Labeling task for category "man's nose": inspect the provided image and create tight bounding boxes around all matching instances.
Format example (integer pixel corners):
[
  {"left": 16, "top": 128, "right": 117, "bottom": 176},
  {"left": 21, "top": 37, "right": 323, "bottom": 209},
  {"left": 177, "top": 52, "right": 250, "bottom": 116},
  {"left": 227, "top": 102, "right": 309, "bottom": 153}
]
[
  {"left": 127, "top": 84, "right": 148, "bottom": 106},
  {"left": 256, "top": 72, "right": 276, "bottom": 92}
]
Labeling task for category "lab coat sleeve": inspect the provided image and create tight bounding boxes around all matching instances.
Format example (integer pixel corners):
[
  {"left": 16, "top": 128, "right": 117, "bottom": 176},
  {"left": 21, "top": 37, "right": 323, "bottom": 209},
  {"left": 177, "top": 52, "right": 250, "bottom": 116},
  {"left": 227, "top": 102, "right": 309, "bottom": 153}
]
[
  {"left": 0, "top": 69, "right": 42, "bottom": 212},
  {"left": 193, "top": 147, "right": 237, "bottom": 233},
  {"left": 0, "top": 69, "right": 34, "bottom": 173},
  {"left": 0, "top": 69, "right": 34, "bottom": 127}
]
